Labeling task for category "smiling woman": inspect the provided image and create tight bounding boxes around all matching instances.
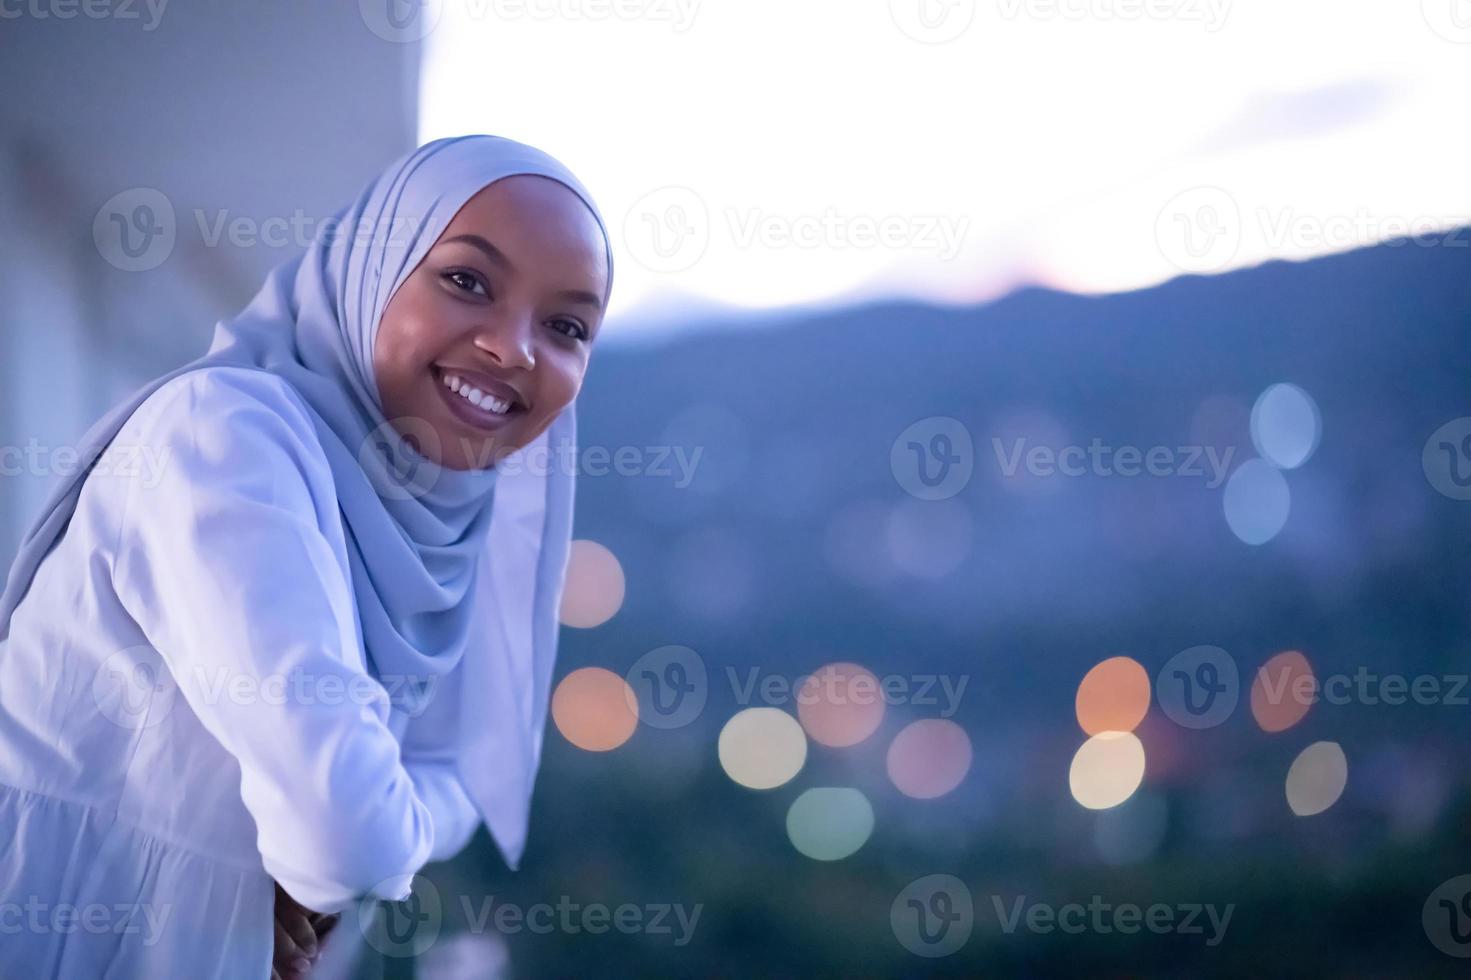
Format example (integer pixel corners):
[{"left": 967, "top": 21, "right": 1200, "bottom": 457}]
[
  {"left": 0, "top": 136, "right": 614, "bottom": 979},
  {"left": 374, "top": 175, "right": 611, "bottom": 471}
]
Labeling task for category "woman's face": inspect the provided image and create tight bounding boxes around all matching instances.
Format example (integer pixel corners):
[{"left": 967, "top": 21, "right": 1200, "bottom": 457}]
[{"left": 373, "top": 174, "right": 609, "bottom": 471}]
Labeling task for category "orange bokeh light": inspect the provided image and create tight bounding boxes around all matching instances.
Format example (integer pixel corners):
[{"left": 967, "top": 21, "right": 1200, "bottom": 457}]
[
  {"left": 551, "top": 667, "right": 638, "bottom": 751},
  {"left": 796, "top": 662, "right": 886, "bottom": 748},
  {"left": 559, "top": 540, "right": 626, "bottom": 629},
  {"left": 1251, "top": 650, "right": 1315, "bottom": 733},
  {"left": 1075, "top": 656, "right": 1151, "bottom": 735}
]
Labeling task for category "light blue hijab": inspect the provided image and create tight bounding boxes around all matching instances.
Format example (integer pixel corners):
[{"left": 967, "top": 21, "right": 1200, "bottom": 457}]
[{"left": 0, "top": 137, "right": 611, "bottom": 824}]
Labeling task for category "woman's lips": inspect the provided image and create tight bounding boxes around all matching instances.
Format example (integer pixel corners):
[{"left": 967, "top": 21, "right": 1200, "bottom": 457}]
[{"left": 433, "top": 367, "right": 524, "bottom": 432}]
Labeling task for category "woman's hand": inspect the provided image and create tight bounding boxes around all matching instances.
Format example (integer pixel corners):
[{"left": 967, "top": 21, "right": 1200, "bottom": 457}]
[{"left": 272, "top": 882, "right": 340, "bottom": 979}]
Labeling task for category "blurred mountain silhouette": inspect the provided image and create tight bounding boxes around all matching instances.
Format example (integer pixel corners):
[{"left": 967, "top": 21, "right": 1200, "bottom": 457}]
[
  {"left": 572, "top": 233, "right": 1471, "bottom": 697},
  {"left": 446, "top": 233, "right": 1471, "bottom": 979}
]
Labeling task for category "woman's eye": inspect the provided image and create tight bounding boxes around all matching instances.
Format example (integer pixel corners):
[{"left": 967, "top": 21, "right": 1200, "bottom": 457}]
[
  {"left": 444, "top": 270, "right": 488, "bottom": 297},
  {"left": 548, "top": 318, "right": 588, "bottom": 342}
]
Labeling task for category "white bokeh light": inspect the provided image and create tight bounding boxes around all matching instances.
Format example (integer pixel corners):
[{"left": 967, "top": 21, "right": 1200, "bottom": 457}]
[
  {"left": 1251, "top": 383, "right": 1321, "bottom": 469},
  {"left": 1222, "top": 458, "right": 1291, "bottom": 545}
]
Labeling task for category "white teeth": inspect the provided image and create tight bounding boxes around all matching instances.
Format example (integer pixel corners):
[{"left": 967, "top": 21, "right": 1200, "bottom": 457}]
[{"left": 441, "top": 373, "right": 511, "bottom": 415}]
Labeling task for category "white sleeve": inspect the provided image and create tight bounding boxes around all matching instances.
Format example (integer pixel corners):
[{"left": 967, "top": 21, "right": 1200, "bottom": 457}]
[
  {"left": 110, "top": 369, "right": 435, "bottom": 914},
  {"left": 400, "top": 665, "right": 483, "bottom": 863}
]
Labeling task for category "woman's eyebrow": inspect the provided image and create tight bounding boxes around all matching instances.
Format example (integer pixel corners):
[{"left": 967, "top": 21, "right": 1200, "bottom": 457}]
[
  {"left": 559, "top": 289, "right": 603, "bottom": 311},
  {"left": 443, "top": 233, "right": 514, "bottom": 272},
  {"left": 444, "top": 232, "right": 604, "bottom": 311}
]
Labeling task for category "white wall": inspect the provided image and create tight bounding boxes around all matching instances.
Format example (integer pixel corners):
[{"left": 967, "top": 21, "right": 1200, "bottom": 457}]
[{"left": 0, "top": 0, "right": 419, "bottom": 565}]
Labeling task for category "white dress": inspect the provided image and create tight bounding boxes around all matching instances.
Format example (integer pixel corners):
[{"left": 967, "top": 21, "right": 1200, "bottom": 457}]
[{"left": 0, "top": 368, "right": 493, "bottom": 978}]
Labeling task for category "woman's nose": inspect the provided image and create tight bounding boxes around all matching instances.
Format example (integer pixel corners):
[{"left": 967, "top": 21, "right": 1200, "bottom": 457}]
[{"left": 472, "top": 316, "right": 536, "bottom": 371}]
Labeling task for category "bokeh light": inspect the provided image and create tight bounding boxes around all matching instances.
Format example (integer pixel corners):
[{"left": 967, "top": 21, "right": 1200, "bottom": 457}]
[
  {"left": 1286, "top": 741, "right": 1348, "bottom": 816},
  {"left": 797, "top": 662, "right": 886, "bottom": 748},
  {"left": 718, "top": 707, "right": 807, "bottom": 790},
  {"left": 1075, "top": 656, "right": 1151, "bottom": 736},
  {"left": 1251, "top": 650, "right": 1315, "bottom": 733},
  {"left": 551, "top": 667, "right": 639, "bottom": 752},
  {"left": 785, "top": 787, "right": 875, "bottom": 861},
  {"left": 559, "top": 539, "right": 626, "bottom": 628},
  {"left": 884, "top": 498, "right": 973, "bottom": 579},
  {"left": 1222, "top": 458, "right": 1291, "bottom": 545},
  {"left": 886, "top": 719, "right": 972, "bottom": 800},
  {"left": 1069, "top": 731, "right": 1146, "bottom": 810},
  {"left": 1251, "top": 383, "right": 1321, "bottom": 469}
]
